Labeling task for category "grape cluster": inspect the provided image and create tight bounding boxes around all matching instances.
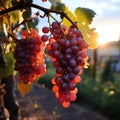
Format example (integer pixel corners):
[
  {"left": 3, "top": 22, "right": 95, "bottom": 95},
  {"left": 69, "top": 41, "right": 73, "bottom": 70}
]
[
  {"left": 14, "top": 30, "right": 46, "bottom": 84},
  {"left": 43, "top": 22, "right": 89, "bottom": 108}
]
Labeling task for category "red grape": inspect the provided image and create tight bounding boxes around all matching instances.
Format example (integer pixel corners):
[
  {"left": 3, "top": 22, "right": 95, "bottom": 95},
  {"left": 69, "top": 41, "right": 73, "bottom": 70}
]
[{"left": 42, "top": 27, "right": 49, "bottom": 33}]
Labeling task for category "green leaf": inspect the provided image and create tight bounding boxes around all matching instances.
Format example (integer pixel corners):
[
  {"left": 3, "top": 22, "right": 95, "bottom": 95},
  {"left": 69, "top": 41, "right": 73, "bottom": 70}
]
[
  {"left": 74, "top": 7, "right": 99, "bottom": 49},
  {"left": 0, "top": 1, "right": 20, "bottom": 26},
  {"left": 75, "top": 7, "right": 96, "bottom": 25},
  {"left": 0, "top": 52, "right": 15, "bottom": 79},
  {"left": 0, "top": 29, "right": 7, "bottom": 42},
  {"left": 24, "top": 0, "right": 33, "bottom": 3},
  {"left": 49, "top": 0, "right": 62, "bottom": 4},
  {"left": 62, "top": 7, "right": 77, "bottom": 27},
  {"left": 11, "top": 0, "right": 19, "bottom": 6},
  {"left": 22, "top": 8, "right": 32, "bottom": 20},
  {"left": 10, "top": 11, "right": 19, "bottom": 24},
  {"left": 0, "top": 56, "right": 5, "bottom": 67},
  {"left": 50, "top": 2, "right": 65, "bottom": 12}
]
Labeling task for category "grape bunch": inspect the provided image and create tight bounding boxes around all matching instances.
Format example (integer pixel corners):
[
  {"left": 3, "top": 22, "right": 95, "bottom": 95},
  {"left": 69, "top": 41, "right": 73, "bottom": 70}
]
[
  {"left": 43, "top": 22, "right": 89, "bottom": 108},
  {"left": 14, "top": 30, "right": 46, "bottom": 84}
]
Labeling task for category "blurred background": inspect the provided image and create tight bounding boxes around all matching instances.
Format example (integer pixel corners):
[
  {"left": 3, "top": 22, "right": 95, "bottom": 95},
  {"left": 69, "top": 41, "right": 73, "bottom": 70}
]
[{"left": 36, "top": 0, "right": 120, "bottom": 120}]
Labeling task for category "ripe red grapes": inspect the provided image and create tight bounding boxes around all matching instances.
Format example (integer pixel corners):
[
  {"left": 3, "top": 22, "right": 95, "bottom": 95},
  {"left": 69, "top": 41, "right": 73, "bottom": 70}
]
[
  {"left": 45, "top": 22, "right": 89, "bottom": 108},
  {"left": 14, "top": 30, "right": 46, "bottom": 84},
  {"left": 41, "top": 0, "right": 47, "bottom": 2}
]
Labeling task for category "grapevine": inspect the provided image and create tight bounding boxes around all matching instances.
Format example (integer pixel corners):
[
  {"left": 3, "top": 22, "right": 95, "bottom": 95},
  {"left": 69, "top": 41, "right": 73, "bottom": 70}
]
[{"left": 0, "top": 0, "right": 98, "bottom": 110}]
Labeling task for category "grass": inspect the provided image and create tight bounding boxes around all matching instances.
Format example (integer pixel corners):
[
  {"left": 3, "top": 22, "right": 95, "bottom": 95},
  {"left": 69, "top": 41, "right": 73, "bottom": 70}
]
[{"left": 77, "top": 72, "right": 120, "bottom": 120}]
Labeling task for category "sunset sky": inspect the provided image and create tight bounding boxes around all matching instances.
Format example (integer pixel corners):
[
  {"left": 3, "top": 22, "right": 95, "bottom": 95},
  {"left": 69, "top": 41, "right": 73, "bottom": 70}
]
[
  {"left": 62, "top": 0, "right": 120, "bottom": 44},
  {"left": 34, "top": 0, "right": 120, "bottom": 44}
]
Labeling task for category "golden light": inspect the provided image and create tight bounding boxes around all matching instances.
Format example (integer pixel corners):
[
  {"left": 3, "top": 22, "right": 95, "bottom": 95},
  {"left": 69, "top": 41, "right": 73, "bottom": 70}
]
[
  {"left": 94, "top": 20, "right": 120, "bottom": 45},
  {"left": 97, "top": 28, "right": 118, "bottom": 45},
  {"left": 98, "top": 33, "right": 112, "bottom": 45},
  {"left": 109, "top": 90, "right": 115, "bottom": 95}
]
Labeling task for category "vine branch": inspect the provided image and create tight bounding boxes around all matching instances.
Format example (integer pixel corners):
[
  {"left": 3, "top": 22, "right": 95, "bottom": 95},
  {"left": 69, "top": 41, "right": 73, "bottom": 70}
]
[
  {"left": 12, "top": 17, "right": 33, "bottom": 31},
  {"left": 0, "top": 2, "right": 78, "bottom": 29}
]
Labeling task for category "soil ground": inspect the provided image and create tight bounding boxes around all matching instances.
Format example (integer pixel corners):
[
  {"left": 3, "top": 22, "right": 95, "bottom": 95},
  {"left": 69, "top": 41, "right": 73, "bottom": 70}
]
[{"left": 16, "top": 84, "right": 110, "bottom": 120}]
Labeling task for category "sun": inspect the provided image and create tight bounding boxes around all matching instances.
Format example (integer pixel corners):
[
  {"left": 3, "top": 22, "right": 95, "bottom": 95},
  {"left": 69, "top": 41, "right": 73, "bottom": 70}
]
[
  {"left": 97, "top": 29, "right": 118, "bottom": 45},
  {"left": 95, "top": 22, "right": 120, "bottom": 45},
  {"left": 98, "top": 34, "right": 112, "bottom": 45}
]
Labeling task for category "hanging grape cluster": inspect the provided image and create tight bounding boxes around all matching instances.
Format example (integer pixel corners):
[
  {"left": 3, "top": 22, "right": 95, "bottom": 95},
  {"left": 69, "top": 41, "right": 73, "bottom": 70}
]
[
  {"left": 0, "top": 0, "right": 98, "bottom": 109},
  {"left": 42, "top": 22, "right": 89, "bottom": 108},
  {"left": 14, "top": 30, "right": 46, "bottom": 84}
]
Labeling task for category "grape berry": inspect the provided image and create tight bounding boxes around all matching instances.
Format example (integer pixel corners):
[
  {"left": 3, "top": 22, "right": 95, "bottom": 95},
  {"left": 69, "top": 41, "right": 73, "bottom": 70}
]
[{"left": 41, "top": 0, "right": 47, "bottom": 2}]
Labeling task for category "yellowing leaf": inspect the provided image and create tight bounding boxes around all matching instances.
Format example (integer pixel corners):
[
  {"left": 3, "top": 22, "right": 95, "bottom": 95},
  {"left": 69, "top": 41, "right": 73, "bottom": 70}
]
[
  {"left": 74, "top": 7, "right": 99, "bottom": 49},
  {"left": 62, "top": 7, "right": 77, "bottom": 27},
  {"left": 18, "top": 81, "right": 32, "bottom": 95},
  {"left": 87, "top": 40, "right": 99, "bottom": 49},
  {"left": 62, "top": 6, "right": 99, "bottom": 49},
  {"left": 10, "top": 11, "right": 19, "bottom": 24},
  {"left": 75, "top": 7, "right": 96, "bottom": 25}
]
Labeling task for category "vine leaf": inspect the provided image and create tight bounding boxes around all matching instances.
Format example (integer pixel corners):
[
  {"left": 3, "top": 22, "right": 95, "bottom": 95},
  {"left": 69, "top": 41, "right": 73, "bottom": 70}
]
[
  {"left": 62, "top": 7, "right": 77, "bottom": 27},
  {"left": 0, "top": 29, "right": 7, "bottom": 41},
  {"left": 10, "top": 10, "right": 19, "bottom": 24},
  {"left": 0, "top": 1, "right": 21, "bottom": 27},
  {"left": 75, "top": 7, "right": 96, "bottom": 25},
  {"left": 50, "top": 2, "right": 65, "bottom": 12},
  {"left": 75, "top": 7, "right": 99, "bottom": 49},
  {"left": 62, "top": 6, "right": 99, "bottom": 49},
  {"left": 49, "top": 0, "right": 62, "bottom": 5},
  {"left": 0, "top": 52, "right": 15, "bottom": 79},
  {"left": 18, "top": 81, "right": 32, "bottom": 95}
]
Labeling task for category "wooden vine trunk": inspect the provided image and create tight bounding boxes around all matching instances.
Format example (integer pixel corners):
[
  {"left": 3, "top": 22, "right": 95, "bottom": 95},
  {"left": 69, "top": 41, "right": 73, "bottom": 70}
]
[{"left": 1, "top": 75, "right": 18, "bottom": 120}]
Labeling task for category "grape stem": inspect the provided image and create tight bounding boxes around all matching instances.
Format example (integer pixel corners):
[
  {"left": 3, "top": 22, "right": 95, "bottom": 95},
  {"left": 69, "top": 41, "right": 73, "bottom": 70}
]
[
  {"left": 8, "top": 32, "right": 18, "bottom": 42},
  {"left": 12, "top": 17, "right": 33, "bottom": 31},
  {"left": 0, "top": 2, "right": 78, "bottom": 29}
]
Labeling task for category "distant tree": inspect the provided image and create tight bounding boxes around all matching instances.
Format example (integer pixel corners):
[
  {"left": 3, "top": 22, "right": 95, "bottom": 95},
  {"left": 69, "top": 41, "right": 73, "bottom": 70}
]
[{"left": 101, "top": 59, "right": 114, "bottom": 82}]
